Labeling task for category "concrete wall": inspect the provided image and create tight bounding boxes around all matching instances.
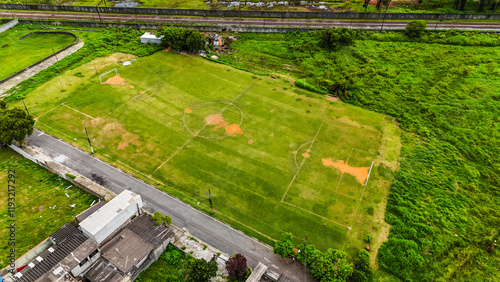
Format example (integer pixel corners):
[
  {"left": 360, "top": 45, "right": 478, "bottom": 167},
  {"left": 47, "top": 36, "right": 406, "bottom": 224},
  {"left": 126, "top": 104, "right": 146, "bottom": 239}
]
[
  {"left": 2, "top": 4, "right": 500, "bottom": 20},
  {"left": 0, "top": 19, "right": 18, "bottom": 34}
]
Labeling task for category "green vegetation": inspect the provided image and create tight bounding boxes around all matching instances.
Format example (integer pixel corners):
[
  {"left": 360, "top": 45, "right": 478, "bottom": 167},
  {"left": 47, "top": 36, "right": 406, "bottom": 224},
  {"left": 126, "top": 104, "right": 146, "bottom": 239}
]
[
  {"left": 12, "top": 44, "right": 398, "bottom": 255},
  {"left": 137, "top": 243, "right": 217, "bottom": 282},
  {"left": 216, "top": 31, "right": 500, "bottom": 280},
  {"left": 0, "top": 148, "right": 98, "bottom": 268},
  {"left": 274, "top": 233, "right": 295, "bottom": 258},
  {"left": 0, "top": 102, "right": 34, "bottom": 146},
  {"left": 151, "top": 211, "right": 172, "bottom": 226},
  {"left": 404, "top": 20, "right": 427, "bottom": 38},
  {"left": 0, "top": 27, "right": 75, "bottom": 81},
  {"left": 158, "top": 26, "right": 206, "bottom": 52},
  {"left": 295, "top": 242, "right": 353, "bottom": 281}
]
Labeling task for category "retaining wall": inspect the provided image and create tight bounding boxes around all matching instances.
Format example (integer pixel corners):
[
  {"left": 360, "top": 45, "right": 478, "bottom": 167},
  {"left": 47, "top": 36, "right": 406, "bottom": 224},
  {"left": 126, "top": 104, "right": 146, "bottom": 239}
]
[
  {"left": 2, "top": 3, "right": 500, "bottom": 20},
  {"left": 18, "top": 19, "right": 317, "bottom": 33},
  {"left": 0, "top": 18, "right": 18, "bottom": 34}
]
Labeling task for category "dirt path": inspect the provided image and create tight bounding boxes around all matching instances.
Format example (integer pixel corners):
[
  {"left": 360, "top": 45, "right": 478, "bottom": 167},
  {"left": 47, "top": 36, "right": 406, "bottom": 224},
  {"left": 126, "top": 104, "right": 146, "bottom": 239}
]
[{"left": 0, "top": 41, "right": 84, "bottom": 97}]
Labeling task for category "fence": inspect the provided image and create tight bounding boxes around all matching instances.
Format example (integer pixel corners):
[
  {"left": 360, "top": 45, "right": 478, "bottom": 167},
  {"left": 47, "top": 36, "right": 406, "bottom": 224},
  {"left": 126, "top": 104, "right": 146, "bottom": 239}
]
[{"left": 1, "top": 3, "right": 499, "bottom": 20}]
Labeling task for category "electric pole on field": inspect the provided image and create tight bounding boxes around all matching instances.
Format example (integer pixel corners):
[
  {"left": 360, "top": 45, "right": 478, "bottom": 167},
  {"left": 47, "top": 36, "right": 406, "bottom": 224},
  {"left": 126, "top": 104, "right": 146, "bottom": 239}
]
[
  {"left": 84, "top": 127, "right": 95, "bottom": 154},
  {"left": 304, "top": 234, "right": 308, "bottom": 282},
  {"left": 207, "top": 189, "right": 213, "bottom": 215},
  {"left": 21, "top": 100, "right": 30, "bottom": 116}
]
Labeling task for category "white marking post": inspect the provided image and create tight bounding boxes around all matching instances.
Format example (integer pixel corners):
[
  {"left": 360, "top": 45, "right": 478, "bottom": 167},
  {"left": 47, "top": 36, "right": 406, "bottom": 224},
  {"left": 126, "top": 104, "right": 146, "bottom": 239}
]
[
  {"left": 365, "top": 161, "right": 375, "bottom": 186},
  {"left": 99, "top": 68, "right": 117, "bottom": 83}
]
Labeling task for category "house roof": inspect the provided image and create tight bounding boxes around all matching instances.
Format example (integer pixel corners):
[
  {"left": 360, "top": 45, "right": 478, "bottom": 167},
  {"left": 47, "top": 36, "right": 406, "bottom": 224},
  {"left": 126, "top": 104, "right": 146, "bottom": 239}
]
[
  {"left": 84, "top": 257, "right": 125, "bottom": 282},
  {"left": 125, "top": 213, "right": 174, "bottom": 248},
  {"left": 140, "top": 32, "right": 164, "bottom": 40},
  {"left": 16, "top": 229, "right": 97, "bottom": 282},
  {"left": 76, "top": 200, "right": 106, "bottom": 222},
  {"left": 100, "top": 228, "right": 153, "bottom": 273},
  {"left": 79, "top": 190, "right": 142, "bottom": 242}
]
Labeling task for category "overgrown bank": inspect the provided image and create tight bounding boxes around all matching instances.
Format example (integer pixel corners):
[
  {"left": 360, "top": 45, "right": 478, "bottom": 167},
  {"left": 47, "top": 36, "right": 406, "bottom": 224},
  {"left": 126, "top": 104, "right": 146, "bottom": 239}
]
[{"left": 217, "top": 29, "right": 500, "bottom": 280}]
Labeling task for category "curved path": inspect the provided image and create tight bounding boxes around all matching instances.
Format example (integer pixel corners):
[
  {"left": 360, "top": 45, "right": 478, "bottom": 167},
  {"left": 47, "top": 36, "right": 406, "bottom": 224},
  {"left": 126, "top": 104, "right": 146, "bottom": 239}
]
[
  {"left": 1, "top": 10, "right": 500, "bottom": 30},
  {"left": 24, "top": 129, "right": 315, "bottom": 281}
]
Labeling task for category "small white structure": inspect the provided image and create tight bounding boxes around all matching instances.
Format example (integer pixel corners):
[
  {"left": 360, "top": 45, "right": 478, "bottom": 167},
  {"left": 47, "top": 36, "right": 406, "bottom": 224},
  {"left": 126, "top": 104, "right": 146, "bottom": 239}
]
[
  {"left": 79, "top": 190, "right": 143, "bottom": 244},
  {"left": 140, "top": 32, "right": 164, "bottom": 44}
]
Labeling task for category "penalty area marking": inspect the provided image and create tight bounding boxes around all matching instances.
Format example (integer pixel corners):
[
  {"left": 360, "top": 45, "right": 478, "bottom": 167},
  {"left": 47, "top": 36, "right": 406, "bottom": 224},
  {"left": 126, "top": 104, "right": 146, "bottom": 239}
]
[
  {"left": 62, "top": 104, "right": 96, "bottom": 120},
  {"left": 282, "top": 201, "right": 351, "bottom": 230}
]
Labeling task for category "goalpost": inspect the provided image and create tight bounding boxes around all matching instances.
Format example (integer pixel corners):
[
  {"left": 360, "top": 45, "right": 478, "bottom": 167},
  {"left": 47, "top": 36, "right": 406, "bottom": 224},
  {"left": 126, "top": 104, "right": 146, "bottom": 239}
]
[{"left": 99, "top": 68, "right": 117, "bottom": 83}]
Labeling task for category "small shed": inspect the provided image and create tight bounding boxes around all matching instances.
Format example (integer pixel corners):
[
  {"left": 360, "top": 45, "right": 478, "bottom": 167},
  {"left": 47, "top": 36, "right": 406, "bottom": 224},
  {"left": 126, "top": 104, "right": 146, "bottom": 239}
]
[
  {"left": 140, "top": 32, "right": 164, "bottom": 44},
  {"left": 79, "top": 190, "right": 143, "bottom": 244}
]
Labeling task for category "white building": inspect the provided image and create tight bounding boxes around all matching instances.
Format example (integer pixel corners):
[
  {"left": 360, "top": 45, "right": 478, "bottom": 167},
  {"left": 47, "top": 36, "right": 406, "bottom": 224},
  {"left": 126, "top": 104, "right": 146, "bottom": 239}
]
[{"left": 140, "top": 32, "right": 164, "bottom": 44}]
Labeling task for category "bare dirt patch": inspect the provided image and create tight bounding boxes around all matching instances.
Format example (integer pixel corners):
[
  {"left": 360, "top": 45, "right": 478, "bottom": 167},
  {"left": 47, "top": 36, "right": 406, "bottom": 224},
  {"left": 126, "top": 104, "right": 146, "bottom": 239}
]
[
  {"left": 129, "top": 85, "right": 134, "bottom": 89},
  {"left": 103, "top": 74, "right": 125, "bottom": 85},
  {"left": 226, "top": 124, "right": 243, "bottom": 136},
  {"left": 327, "top": 96, "right": 339, "bottom": 102},
  {"left": 185, "top": 108, "right": 192, "bottom": 113},
  {"left": 248, "top": 139, "right": 254, "bottom": 144},
  {"left": 322, "top": 158, "right": 370, "bottom": 185},
  {"left": 335, "top": 116, "right": 362, "bottom": 128},
  {"left": 302, "top": 152, "right": 310, "bottom": 158}
]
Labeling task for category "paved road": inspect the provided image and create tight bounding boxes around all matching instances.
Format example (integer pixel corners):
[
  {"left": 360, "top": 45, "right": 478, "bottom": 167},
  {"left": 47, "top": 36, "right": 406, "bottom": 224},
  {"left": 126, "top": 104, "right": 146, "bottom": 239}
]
[
  {"left": 24, "top": 129, "right": 314, "bottom": 281},
  {"left": 2, "top": 10, "right": 500, "bottom": 31}
]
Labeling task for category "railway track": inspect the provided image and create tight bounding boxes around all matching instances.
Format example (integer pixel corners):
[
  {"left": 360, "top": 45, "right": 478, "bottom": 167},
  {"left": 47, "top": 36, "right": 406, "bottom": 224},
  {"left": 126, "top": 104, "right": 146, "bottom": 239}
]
[{"left": 1, "top": 10, "right": 500, "bottom": 30}]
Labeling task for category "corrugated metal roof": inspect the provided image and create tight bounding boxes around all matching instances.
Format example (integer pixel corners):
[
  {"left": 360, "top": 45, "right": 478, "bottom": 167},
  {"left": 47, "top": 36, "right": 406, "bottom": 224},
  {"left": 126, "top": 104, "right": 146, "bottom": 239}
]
[
  {"left": 126, "top": 213, "right": 174, "bottom": 248},
  {"left": 79, "top": 190, "right": 142, "bottom": 237},
  {"left": 84, "top": 258, "right": 125, "bottom": 282}
]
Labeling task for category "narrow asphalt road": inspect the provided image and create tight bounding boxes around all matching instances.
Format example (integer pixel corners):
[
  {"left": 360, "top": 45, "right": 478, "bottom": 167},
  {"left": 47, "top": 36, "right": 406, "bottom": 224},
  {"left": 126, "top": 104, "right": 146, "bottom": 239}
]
[{"left": 24, "top": 129, "right": 314, "bottom": 281}]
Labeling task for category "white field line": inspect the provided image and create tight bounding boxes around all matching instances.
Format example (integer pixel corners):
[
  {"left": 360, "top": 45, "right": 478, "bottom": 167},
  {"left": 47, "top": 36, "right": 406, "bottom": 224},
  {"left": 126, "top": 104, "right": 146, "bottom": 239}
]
[
  {"left": 35, "top": 103, "right": 64, "bottom": 120},
  {"left": 282, "top": 201, "right": 351, "bottom": 230},
  {"left": 101, "top": 86, "right": 158, "bottom": 119},
  {"left": 281, "top": 120, "right": 325, "bottom": 202},
  {"left": 334, "top": 147, "right": 354, "bottom": 192},
  {"left": 62, "top": 104, "right": 95, "bottom": 120},
  {"left": 152, "top": 84, "right": 252, "bottom": 175},
  {"left": 364, "top": 161, "right": 375, "bottom": 187}
]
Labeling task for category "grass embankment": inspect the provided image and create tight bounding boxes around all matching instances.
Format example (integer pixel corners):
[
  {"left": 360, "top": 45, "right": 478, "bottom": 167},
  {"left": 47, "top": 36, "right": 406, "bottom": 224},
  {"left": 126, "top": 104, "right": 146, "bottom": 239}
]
[
  {"left": 0, "top": 148, "right": 98, "bottom": 269},
  {"left": 0, "top": 27, "right": 75, "bottom": 81},
  {"left": 11, "top": 47, "right": 398, "bottom": 256},
  {"left": 216, "top": 31, "right": 500, "bottom": 281}
]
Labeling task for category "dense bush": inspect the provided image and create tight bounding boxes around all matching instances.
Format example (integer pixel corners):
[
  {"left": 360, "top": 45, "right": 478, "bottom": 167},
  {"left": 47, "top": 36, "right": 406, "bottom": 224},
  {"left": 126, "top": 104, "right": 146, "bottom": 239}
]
[
  {"left": 273, "top": 233, "right": 295, "bottom": 258},
  {"left": 405, "top": 20, "right": 427, "bottom": 38},
  {"left": 158, "top": 26, "right": 205, "bottom": 52},
  {"left": 320, "top": 27, "right": 356, "bottom": 50}
]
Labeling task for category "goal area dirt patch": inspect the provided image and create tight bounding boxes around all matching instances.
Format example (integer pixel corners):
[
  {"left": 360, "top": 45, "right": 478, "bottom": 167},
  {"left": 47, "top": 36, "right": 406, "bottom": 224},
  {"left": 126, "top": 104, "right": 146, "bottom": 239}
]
[
  {"left": 322, "top": 158, "right": 370, "bottom": 185},
  {"left": 102, "top": 74, "right": 125, "bottom": 85}
]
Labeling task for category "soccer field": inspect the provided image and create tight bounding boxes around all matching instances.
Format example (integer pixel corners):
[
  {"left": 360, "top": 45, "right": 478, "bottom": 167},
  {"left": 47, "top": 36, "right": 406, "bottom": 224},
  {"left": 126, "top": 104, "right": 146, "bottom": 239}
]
[
  {"left": 0, "top": 27, "right": 75, "bottom": 81},
  {"left": 21, "top": 51, "right": 400, "bottom": 253}
]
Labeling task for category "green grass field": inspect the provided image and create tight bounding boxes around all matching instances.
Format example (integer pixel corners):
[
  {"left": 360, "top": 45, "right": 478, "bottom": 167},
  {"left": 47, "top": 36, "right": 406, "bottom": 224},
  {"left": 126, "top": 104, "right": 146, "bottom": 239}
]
[
  {"left": 0, "top": 148, "right": 98, "bottom": 269},
  {"left": 0, "top": 27, "right": 75, "bottom": 81},
  {"left": 16, "top": 51, "right": 399, "bottom": 255}
]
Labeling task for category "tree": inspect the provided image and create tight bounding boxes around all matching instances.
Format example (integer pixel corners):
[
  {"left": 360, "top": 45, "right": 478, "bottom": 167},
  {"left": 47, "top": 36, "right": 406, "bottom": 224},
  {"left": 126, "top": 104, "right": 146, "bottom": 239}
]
[
  {"left": 378, "top": 238, "right": 425, "bottom": 281},
  {"left": 151, "top": 211, "right": 172, "bottom": 226},
  {"left": 405, "top": 20, "right": 427, "bottom": 38},
  {"left": 351, "top": 249, "right": 372, "bottom": 282},
  {"left": 158, "top": 26, "right": 205, "bottom": 52},
  {"left": 273, "top": 233, "right": 295, "bottom": 258},
  {"left": 0, "top": 105, "right": 34, "bottom": 146},
  {"left": 320, "top": 27, "right": 356, "bottom": 51},
  {"left": 188, "top": 258, "right": 217, "bottom": 282},
  {"left": 226, "top": 253, "right": 248, "bottom": 281}
]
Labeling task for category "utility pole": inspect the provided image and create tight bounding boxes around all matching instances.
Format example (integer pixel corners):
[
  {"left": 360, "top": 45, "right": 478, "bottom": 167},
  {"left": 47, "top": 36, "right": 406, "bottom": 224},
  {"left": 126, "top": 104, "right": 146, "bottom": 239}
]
[
  {"left": 304, "top": 234, "right": 307, "bottom": 282},
  {"left": 21, "top": 100, "right": 30, "bottom": 116},
  {"left": 51, "top": 47, "right": 59, "bottom": 62},
  {"left": 84, "top": 127, "right": 95, "bottom": 154},
  {"left": 96, "top": 5, "right": 102, "bottom": 22},
  {"left": 207, "top": 189, "right": 213, "bottom": 215}
]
